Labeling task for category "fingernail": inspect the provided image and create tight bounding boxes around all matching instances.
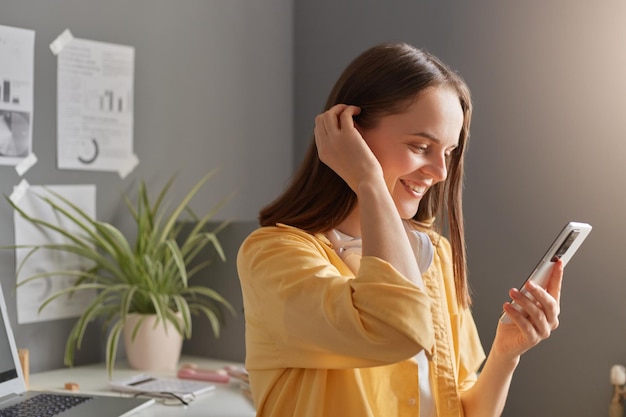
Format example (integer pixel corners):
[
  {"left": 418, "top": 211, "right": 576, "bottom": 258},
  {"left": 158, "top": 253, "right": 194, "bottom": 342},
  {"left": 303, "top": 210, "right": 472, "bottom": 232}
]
[{"left": 525, "top": 280, "right": 537, "bottom": 289}]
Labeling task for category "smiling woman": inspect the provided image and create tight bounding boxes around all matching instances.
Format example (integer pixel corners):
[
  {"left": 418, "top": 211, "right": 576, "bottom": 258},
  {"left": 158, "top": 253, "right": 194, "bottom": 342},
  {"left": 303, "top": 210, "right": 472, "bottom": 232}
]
[
  {"left": 236, "top": 42, "right": 564, "bottom": 417},
  {"left": 357, "top": 86, "right": 463, "bottom": 221}
]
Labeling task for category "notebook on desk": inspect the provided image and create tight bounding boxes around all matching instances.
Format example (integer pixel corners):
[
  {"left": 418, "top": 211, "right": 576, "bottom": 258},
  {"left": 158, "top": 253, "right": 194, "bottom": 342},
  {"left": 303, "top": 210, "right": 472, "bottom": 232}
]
[{"left": 0, "top": 284, "right": 154, "bottom": 417}]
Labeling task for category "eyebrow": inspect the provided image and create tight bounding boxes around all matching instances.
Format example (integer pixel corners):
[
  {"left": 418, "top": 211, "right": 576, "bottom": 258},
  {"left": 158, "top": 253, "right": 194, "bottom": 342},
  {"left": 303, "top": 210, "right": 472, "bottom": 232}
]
[{"left": 411, "top": 131, "right": 441, "bottom": 143}]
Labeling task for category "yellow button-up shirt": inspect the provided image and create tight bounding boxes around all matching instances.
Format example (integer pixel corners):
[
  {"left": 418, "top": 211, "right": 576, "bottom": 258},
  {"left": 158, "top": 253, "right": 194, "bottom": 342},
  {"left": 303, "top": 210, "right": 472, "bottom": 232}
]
[{"left": 237, "top": 224, "right": 486, "bottom": 417}]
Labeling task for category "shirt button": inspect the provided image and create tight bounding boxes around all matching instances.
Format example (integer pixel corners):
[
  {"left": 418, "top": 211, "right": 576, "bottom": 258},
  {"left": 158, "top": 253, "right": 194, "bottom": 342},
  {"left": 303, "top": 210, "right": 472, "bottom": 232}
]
[{"left": 408, "top": 398, "right": 416, "bottom": 406}]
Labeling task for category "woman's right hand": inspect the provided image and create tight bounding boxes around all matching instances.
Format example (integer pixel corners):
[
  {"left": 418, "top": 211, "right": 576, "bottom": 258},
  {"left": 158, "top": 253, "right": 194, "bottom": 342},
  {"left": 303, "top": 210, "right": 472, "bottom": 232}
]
[
  {"left": 314, "top": 104, "right": 383, "bottom": 192},
  {"left": 316, "top": 107, "right": 421, "bottom": 285}
]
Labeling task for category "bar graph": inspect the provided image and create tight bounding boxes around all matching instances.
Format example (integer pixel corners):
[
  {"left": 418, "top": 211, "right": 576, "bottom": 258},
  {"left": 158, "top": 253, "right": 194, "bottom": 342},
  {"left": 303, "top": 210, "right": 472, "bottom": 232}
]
[
  {"left": 85, "top": 88, "right": 130, "bottom": 113},
  {"left": 0, "top": 79, "right": 21, "bottom": 105}
]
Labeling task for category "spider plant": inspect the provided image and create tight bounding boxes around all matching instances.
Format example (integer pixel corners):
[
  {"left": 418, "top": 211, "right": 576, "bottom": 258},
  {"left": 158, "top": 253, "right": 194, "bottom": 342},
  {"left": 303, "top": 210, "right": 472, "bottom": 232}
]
[{"left": 3, "top": 169, "right": 235, "bottom": 378}]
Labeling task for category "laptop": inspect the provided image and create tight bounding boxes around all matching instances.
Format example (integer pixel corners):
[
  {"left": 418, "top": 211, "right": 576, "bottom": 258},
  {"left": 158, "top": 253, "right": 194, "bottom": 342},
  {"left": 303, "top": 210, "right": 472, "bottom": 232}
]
[{"left": 0, "top": 284, "right": 155, "bottom": 417}]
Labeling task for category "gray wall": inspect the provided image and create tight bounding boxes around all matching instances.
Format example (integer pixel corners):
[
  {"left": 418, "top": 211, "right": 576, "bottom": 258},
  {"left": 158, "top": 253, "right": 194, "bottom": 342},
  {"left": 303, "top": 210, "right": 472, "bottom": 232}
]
[
  {"left": 294, "top": 0, "right": 626, "bottom": 417},
  {"left": 0, "top": 0, "right": 293, "bottom": 372},
  {"left": 179, "top": 220, "right": 257, "bottom": 363},
  {"left": 294, "top": 1, "right": 625, "bottom": 416},
  {"left": 2, "top": 1, "right": 624, "bottom": 415}
]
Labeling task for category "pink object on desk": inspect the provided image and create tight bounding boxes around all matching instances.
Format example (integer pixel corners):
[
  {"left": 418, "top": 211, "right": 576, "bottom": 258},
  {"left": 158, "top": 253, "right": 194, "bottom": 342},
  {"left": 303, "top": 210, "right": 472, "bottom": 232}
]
[{"left": 177, "top": 367, "right": 231, "bottom": 384}]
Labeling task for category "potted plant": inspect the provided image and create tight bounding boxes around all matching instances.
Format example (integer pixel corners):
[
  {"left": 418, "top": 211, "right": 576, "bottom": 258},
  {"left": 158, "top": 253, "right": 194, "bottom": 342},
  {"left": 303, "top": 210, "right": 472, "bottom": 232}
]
[{"left": 4, "top": 169, "right": 235, "bottom": 378}]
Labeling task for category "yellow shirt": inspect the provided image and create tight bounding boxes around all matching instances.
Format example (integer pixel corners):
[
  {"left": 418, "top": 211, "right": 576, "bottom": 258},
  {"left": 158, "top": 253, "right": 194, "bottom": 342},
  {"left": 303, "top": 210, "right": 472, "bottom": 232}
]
[{"left": 237, "top": 224, "right": 486, "bottom": 417}]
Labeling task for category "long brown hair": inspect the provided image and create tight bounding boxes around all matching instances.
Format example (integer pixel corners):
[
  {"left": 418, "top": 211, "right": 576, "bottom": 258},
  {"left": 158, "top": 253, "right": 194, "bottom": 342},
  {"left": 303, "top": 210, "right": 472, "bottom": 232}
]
[{"left": 260, "top": 42, "right": 473, "bottom": 307}]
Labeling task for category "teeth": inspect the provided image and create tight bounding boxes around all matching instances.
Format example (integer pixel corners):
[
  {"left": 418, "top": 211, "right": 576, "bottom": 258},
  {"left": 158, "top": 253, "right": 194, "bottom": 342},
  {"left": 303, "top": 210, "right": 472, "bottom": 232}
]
[{"left": 402, "top": 180, "right": 426, "bottom": 194}]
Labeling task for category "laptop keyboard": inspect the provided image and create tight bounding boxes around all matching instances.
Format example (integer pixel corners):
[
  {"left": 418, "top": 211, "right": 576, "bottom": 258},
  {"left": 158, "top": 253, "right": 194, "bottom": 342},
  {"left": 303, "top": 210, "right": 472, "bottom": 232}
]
[{"left": 0, "top": 393, "right": 93, "bottom": 417}]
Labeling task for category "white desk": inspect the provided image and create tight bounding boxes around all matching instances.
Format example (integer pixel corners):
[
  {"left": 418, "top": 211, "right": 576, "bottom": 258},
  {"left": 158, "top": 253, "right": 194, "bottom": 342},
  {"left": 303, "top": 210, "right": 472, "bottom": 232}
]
[{"left": 29, "top": 356, "right": 256, "bottom": 417}]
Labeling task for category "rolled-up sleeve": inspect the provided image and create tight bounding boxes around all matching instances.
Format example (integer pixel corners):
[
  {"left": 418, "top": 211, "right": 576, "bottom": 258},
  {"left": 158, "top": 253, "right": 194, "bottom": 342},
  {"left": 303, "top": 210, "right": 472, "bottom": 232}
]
[{"left": 237, "top": 226, "right": 435, "bottom": 370}]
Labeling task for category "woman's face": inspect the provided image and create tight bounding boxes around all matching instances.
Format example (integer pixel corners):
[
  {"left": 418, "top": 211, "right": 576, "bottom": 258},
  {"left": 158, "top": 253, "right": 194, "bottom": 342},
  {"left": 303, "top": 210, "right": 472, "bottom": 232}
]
[{"left": 359, "top": 86, "right": 464, "bottom": 219}]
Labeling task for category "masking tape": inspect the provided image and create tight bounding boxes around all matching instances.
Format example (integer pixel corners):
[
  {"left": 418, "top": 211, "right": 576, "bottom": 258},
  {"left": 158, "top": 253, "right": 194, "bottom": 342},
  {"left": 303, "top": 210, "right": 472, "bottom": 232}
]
[
  {"left": 49, "top": 29, "right": 74, "bottom": 55},
  {"left": 118, "top": 153, "right": 139, "bottom": 179},
  {"left": 9, "top": 179, "right": 30, "bottom": 204},
  {"left": 15, "top": 153, "right": 37, "bottom": 177}
]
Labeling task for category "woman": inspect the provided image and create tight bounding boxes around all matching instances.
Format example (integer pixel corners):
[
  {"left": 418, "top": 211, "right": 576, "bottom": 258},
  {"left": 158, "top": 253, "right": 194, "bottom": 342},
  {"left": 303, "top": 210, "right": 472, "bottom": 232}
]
[{"left": 237, "top": 42, "right": 562, "bottom": 417}]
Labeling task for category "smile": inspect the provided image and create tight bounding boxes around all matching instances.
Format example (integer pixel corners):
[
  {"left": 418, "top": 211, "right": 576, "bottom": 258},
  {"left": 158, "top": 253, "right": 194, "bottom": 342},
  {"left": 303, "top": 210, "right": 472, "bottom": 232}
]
[{"left": 400, "top": 180, "right": 427, "bottom": 197}]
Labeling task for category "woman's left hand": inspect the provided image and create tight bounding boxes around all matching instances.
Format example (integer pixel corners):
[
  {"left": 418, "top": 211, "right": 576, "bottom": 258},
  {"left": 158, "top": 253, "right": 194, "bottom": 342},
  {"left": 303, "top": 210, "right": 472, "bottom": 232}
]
[{"left": 493, "top": 259, "right": 563, "bottom": 359}]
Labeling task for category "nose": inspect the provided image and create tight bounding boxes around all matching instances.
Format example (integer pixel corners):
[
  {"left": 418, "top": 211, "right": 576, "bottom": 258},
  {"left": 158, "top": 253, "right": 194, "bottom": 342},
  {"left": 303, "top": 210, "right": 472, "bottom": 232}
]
[{"left": 423, "top": 152, "right": 448, "bottom": 183}]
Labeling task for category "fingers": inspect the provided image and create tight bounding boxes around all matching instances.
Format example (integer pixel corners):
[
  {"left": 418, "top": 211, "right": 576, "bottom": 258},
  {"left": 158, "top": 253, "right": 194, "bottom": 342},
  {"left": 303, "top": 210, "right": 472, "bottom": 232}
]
[
  {"left": 338, "top": 105, "right": 361, "bottom": 130},
  {"left": 522, "top": 280, "right": 560, "bottom": 331},
  {"left": 314, "top": 104, "right": 359, "bottom": 146},
  {"left": 523, "top": 259, "right": 563, "bottom": 332},
  {"left": 317, "top": 104, "right": 360, "bottom": 133},
  {"left": 501, "top": 301, "right": 547, "bottom": 344},
  {"left": 313, "top": 104, "right": 375, "bottom": 191},
  {"left": 496, "top": 260, "right": 565, "bottom": 357},
  {"left": 314, "top": 104, "right": 363, "bottom": 155},
  {"left": 505, "top": 280, "right": 560, "bottom": 337}
]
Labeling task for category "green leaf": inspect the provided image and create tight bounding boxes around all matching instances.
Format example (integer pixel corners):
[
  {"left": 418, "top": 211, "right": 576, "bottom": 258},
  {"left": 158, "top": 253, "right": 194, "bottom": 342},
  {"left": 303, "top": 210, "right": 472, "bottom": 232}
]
[
  {"left": 1, "top": 170, "right": 235, "bottom": 377},
  {"left": 105, "top": 319, "right": 124, "bottom": 379}
]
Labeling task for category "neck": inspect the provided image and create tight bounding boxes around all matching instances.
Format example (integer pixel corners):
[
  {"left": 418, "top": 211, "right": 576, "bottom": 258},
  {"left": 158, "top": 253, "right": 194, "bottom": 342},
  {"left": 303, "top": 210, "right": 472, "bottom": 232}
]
[{"left": 335, "top": 207, "right": 361, "bottom": 238}]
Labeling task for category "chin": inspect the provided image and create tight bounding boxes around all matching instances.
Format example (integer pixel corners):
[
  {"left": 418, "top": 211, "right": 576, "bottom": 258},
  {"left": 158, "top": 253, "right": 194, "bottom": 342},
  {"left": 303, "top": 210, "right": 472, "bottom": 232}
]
[
  {"left": 398, "top": 206, "right": 420, "bottom": 220},
  {"left": 394, "top": 195, "right": 421, "bottom": 220}
]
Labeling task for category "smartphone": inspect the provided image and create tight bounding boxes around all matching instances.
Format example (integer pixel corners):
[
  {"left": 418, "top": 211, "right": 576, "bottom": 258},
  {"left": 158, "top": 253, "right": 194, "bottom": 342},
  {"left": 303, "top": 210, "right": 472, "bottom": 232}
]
[{"left": 499, "top": 221, "right": 592, "bottom": 324}]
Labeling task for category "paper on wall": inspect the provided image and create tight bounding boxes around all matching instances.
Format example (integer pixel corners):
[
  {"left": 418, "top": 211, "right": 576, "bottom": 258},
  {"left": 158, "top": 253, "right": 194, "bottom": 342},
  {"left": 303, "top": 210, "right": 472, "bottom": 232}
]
[
  {"left": 55, "top": 31, "right": 138, "bottom": 177},
  {"left": 0, "top": 25, "right": 35, "bottom": 169},
  {"left": 14, "top": 185, "right": 97, "bottom": 324}
]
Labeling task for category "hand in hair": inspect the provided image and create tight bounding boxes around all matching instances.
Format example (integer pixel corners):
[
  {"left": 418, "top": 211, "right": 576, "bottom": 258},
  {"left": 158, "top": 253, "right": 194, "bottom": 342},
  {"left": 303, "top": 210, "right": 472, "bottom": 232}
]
[{"left": 314, "top": 104, "right": 383, "bottom": 192}]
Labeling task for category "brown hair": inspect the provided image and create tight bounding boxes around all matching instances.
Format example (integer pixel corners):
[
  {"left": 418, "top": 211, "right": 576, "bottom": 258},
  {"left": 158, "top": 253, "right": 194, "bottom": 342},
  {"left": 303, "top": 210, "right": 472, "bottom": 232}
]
[{"left": 259, "top": 42, "right": 473, "bottom": 307}]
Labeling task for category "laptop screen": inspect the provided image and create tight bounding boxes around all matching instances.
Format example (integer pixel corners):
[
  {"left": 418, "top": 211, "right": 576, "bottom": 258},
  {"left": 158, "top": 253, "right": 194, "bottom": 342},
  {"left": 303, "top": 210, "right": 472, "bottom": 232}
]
[
  {"left": 0, "top": 309, "right": 18, "bottom": 384},
  {"left": 0, "top": 284, "right": 27, "bottom": 395}
]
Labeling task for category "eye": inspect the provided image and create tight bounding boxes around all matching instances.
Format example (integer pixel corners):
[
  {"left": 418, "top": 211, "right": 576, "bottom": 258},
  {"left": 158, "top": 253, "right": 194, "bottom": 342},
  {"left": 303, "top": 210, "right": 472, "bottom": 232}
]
[
  {"left": 409, "top": 143, "right": 429, "bottom": 154},
  {"left": 445, "top": 146, "right": 459, "bottom": 158}
]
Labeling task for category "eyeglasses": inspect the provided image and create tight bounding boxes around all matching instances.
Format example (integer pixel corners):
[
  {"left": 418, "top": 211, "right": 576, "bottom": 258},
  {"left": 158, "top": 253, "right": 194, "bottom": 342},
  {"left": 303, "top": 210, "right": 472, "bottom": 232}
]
[{"left": 129, "top": 391, "right": 195, "bottom": 406}]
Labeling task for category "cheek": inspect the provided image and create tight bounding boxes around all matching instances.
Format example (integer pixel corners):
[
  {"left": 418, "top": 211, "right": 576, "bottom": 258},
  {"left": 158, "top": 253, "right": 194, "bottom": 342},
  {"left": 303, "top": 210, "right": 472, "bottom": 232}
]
[
  {"left": 361, "top": 130, "right": 414, "bottom": 176},
  {"left": 379, "top": 154, "right": 415, "bottom": 187},
  {"left": 383, "top": 150, "right": 415, "bottom": 171}
]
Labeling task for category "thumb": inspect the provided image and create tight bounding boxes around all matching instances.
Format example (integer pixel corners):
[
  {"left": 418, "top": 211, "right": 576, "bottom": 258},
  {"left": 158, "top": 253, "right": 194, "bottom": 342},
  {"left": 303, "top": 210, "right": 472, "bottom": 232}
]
[{"left": 545, "top": 258, "right": 564, "bottom": 303}]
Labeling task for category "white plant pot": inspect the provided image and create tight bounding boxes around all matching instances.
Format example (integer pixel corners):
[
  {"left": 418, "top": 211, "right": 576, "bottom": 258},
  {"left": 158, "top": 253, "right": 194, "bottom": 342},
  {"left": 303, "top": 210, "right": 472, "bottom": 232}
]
[{"left": 123, "top": 313, "right": 184, "bottom": 371}]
